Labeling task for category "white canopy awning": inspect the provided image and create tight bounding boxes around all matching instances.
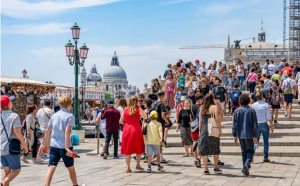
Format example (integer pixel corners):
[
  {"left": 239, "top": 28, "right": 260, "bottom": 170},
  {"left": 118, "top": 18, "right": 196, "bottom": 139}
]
[{"left": 1, "top": 76, "right": 72, "bottom": 88}]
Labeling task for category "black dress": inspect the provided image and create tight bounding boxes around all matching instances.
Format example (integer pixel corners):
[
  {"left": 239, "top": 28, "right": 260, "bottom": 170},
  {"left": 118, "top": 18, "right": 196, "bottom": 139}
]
[{"left": 198, "top": 114, "right": 220, "bottom": 156}]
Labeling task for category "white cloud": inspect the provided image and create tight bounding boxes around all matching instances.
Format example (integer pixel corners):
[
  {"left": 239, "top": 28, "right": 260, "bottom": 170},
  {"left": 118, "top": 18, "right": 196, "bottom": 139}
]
[
  {"left": 2, "top": 0, "right": 122, "bottom": 19},
  {"left": 2, "top": 23, "right": 74, "bottom": 35},
  {"left": 159, "top": 0, "right": 194, "bottom": 6},
  {"left": 27, "top": 44, "right": 223, "bottom": 90}
]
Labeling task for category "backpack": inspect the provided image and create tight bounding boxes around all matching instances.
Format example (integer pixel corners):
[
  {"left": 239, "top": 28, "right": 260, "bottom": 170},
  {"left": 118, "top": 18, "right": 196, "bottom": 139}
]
[
  {"left": 213, "top": 87, "right": 225, "bottom": 102},
  {"left": 163, "top": 69, "right": 169, "bottom": 79},
  {"left": 284, "top": 79, "right": 293, "bottom": 94},
  {"left": 271, "top": 86, "right": 281, "bottom": 105},
  {"left": 231, "top": 89, "right": 241, "bottom": 104},
  {"left": 149, "top": 101, "right": 163, "bottom": 123},
  {"left": 191, "top": 106, "right": 201, "bottom": 132}
]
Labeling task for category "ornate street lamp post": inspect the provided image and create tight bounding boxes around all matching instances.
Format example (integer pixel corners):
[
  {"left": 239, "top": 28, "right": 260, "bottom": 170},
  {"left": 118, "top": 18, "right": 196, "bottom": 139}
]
[
  {"left": 80, "top": 80, "right": 86, "bottom": 120},
  {"left": 65, "top": 22, "right": 89, "bottom": 130}
]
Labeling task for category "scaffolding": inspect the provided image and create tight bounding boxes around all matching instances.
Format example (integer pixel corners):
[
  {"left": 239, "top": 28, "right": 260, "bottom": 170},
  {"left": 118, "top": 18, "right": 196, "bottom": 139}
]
[{"left": 289, "top": 0, "right": 300, "bottom": 60}]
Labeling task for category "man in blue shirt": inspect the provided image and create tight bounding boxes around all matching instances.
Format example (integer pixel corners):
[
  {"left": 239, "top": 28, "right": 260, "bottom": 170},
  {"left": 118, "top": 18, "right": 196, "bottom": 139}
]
[
  {"left": 43, "top": 96, "right": 80, "bottom": 186},
  {"left": 232, "top": 94, "right": 258, "bottom": 176},
  {"left": 252, "top": 92, "right": 274, "bottom": 163}
]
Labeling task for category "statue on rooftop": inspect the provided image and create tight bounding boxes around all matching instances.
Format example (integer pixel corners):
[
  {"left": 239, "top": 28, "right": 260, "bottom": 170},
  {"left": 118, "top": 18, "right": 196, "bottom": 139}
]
[{"left": 234, "top": 40, "right": 241, "bottom": 49}]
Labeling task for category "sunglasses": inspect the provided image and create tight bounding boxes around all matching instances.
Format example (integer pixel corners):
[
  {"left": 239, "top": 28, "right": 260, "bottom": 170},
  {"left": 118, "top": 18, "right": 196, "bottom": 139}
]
[{"left": 138, "top": 100, "right": 144, "bottom": 102}]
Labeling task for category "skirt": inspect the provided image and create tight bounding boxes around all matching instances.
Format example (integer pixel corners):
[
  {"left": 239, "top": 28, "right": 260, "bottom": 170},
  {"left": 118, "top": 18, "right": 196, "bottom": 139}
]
[{"left": 180, "top": 127, "right": 193, "bottom": 146}]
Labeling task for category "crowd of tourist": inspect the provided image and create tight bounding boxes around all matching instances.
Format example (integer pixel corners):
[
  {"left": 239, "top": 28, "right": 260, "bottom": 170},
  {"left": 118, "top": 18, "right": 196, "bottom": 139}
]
[{"left": 1, "top": 57, "right": 300, "bottom": 185}]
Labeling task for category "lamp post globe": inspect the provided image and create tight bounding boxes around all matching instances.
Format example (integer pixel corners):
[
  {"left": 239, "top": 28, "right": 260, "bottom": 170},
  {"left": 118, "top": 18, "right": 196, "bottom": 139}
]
[
  {"left": 80, "top": 43, "right": 89, "bottom": 59},
  {"left": 71, "top": 22, "right": 81, "bottom": 40},
  {"left": 65, "top": 40, "right": 74, "bottom": 57}
]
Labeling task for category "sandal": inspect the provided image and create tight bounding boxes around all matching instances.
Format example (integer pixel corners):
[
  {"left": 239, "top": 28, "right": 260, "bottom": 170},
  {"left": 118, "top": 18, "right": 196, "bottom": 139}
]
[
  {"left": 100, "top": 152, "right": 104, "bottom": 156},
  {"left": 182, "top": 153, "right": 190, "bottom": 157},
  {"left": 125, "top": 169, "right": 132, "bottom": 173},
  {"left": 135, "top": 165, "right": 144, "bottom": 171}
]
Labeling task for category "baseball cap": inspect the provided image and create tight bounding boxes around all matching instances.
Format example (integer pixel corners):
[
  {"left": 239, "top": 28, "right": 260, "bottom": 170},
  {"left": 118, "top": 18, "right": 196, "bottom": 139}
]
[
  {"left": 1, "top": 95, "right": 15, "bottom": 108},
  {"left": 150, "top": 111, "right": 158, "bottom": 118},
  {"left": 180, "top": 96, "right": 186, "bottom": 101},
  {"left": 148, "top": 94, "right": 158, "bottom": 101},
  {"left": 195, "top": 59, "right": 199, "bottom": 63},
  {"left": 106, "top": 100, "right": 114, "bottom": 105}
]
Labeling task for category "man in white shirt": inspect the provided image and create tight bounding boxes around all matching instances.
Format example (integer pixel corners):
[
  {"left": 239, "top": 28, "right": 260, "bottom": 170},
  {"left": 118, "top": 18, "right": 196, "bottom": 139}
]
[
  {"left": 268, "top": 60, "right": 277, "bottom": 76},
  {"left": 216, "top": 61, "right": 223, "bottom": 71},
  {"left": 199, "top": 61, "right": 208, "bottom": 74},
  {"left": 36, "top": 99, "right": 54, "bottom": 158},
  {"left": 192, "top": 66, "right": 201, "bottom": 76},
  {"left": 252, "top": 92, "right": 274, "bottom": 162},
  {"left": 207, "top": 66, "right": 217, "bottom": 80},
  {"left": 282, "top": 73, "right": 297, "bottom": 118}
]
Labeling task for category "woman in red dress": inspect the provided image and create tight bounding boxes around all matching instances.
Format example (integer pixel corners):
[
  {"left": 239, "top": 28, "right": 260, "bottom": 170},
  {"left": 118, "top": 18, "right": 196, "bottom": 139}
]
[{"left": 120, "top": 96, "right": 147, "bottom": 173}]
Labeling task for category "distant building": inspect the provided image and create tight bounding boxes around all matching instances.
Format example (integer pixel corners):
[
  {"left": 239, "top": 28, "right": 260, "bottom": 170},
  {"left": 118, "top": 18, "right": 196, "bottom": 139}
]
[
  {"left": 80, "top": 51, "right": 136, "bottom": 99},
  {"left": 225, "top": 27, "right": 288, "bottom": 66}
]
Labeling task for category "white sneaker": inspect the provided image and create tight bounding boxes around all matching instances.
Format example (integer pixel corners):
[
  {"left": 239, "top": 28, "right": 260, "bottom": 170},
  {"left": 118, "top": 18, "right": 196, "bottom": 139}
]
[
  {"left": 33, "top": 158, "right": 43, "bottom": 164},
  {"left": 42, "top": 153, "right": 50, "bottom": 158},
  {"left": 284, "top": 113, "right": 288, "bottom": 117},
  {"left": 37, "top": 157, "right": 45, "bottom": 162}
]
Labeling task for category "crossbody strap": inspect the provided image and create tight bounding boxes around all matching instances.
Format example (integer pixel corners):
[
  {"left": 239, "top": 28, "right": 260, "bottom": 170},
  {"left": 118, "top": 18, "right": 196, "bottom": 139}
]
[
  {"left": 1, "top": 116, "right": 10, "bottom": 141},
  {"left": 42, "top": 108, "right": 51, "bottom": 120}
]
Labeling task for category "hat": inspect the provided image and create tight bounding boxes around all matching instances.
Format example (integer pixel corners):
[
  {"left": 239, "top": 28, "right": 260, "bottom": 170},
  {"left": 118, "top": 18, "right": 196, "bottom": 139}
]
[
  {"left": 150, "top": 111, "right": 158, "bottom": 118},
  {"left": 251, "top": 61, "right": 255, "bottom": 64},
  {"left": 1, "top": 95, "right": 15, "bottom": 108},
  {"left": 148, "top": 94, "right": 158, "bottom": 101},
  {"left": 195, "top": 59, "right": 199, "bottom": 63},
  {"left": 106, "top": 100, "right": 114, "bottom": 105},
  {"left": 180, "top": 96, "right": 186, "bottom": 101}
]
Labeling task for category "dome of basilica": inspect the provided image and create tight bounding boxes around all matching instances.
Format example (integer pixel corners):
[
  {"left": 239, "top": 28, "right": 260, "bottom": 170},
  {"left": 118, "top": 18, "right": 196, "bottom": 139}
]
[
  {"left": 87, "top": 64, "right": 102, "bottom": 82},
  {"left": 103, "top": 66, "right": 127, "bottom": 79}
]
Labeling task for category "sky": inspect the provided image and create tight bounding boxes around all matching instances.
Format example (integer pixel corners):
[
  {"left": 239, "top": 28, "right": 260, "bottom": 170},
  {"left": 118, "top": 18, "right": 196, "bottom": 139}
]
[{"left": 1, "top": 0, "right": 285, "bottom": 90}]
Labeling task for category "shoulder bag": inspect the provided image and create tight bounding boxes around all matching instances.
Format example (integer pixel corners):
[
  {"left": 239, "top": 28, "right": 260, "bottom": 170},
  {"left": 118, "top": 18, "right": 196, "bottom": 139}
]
[
  {"left": 207, "top": 106, "right": 219, "bottom": 138},
  {"left": 1, "top": 116, "right": 21, "bottom": 155}
]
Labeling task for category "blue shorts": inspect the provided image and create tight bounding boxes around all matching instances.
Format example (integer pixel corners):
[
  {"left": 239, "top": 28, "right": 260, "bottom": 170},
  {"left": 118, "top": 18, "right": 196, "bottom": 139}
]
[
  {"left": 49, "top": 147, "right": 74, "bottom": 167},
  {"left": 284, "top": 94, "right": 293, "bottom": 104},
  {"left": 1, "top": 154, "right": 21, "bottom": 169},
  {"left": 147, "top": 144, "right": 160, "bottom": 155}
]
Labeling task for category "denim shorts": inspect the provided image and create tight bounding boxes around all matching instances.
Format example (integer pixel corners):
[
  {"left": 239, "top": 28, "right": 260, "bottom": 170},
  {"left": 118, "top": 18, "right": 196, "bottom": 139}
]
[
  {"left": 1, "top": 154, "right": 21, "bottom": 169},
  {"left": 147, "top": 144, "right": 160, "bottom": 155},
  {"left": 284, "top": 94, "right": 293, "bottom": 104},
  {"left": 49, "top": 147, "right": 74, "bottom": 167}
]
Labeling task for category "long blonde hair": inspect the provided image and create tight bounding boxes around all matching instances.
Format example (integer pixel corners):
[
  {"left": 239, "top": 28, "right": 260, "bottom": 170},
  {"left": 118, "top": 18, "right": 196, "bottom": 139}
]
[{"left": 128, "top": 96, "right": 138, "bottom": 116}]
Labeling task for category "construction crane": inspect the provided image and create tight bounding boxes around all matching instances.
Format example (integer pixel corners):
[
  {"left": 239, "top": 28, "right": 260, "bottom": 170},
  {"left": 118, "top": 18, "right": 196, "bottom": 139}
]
[
  {"left": 283, "top": 0, "right": 286, "bottom": 49},
  {"left": 180, "top": 37, "right": 253, "bottom": 49}
]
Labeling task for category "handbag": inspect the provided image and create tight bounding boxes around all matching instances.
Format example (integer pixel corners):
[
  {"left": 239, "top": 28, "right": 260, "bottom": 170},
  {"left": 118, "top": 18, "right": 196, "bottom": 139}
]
[
  {"left": 1, "top": 116, "right": 21, "bottom": 155},
  {"left": 32, "top": 116, "right": 44, "bottom": 139},
  {"left": 168, "top": 88, "right": 174, "bottom": 93},
  {"left": 207, "top": 107, "right": 219, "bottom": 138},
  {"left": 142, "top": 120, "right": 149, "bottom": 135}
]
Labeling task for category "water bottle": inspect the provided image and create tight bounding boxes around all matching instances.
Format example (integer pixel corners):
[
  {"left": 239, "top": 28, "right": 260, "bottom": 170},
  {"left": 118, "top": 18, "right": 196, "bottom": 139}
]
[
  {"left": 254, "top": 144, "right": 259, "bottom": 151},
  {"left": 66, "top": 152, "right": 80, "bottom": 158}
]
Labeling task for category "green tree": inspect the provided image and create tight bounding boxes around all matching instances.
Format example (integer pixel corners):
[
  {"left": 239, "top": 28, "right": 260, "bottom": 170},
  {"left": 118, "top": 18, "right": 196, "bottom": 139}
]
[{"left": 105, "top": 92, "right": 113, "bottom": 100}]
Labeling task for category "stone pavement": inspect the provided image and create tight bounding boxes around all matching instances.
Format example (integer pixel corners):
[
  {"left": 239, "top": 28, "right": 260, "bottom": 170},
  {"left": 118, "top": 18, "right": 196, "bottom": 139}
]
[{"left": 5, "top": 138, "right": 300, "bottom": 186}]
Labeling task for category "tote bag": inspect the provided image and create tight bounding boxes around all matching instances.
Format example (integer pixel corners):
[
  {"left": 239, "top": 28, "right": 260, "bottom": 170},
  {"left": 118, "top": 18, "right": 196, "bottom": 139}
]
[{"left": 207, "top": 107, "right": 219, "bottom": 138}]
